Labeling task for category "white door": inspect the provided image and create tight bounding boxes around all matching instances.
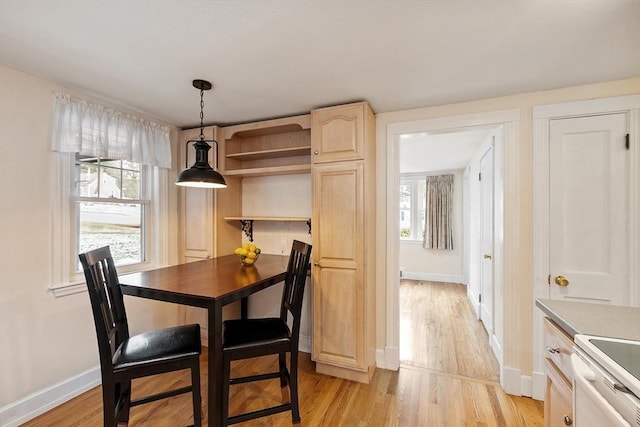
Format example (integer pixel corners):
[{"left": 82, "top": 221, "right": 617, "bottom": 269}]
[
  {"left": 479, "top": 145, "right": 494, "bottom": 333},
  {"left": 549, "top": 113, "right": 629, "bottom": 303}
]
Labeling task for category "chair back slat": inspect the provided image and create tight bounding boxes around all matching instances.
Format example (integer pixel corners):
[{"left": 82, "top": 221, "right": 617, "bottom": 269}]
[
  {"left": 79, "top": 246, "right": 130, "bottom": 369},
  {"left": 280, "top": 241, "right": 312, "bottom": 341}
]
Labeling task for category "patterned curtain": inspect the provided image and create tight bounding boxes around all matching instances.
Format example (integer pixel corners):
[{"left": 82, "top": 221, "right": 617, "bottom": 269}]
[{"left": 424, "top": 174, "right": 454, "bottom": 250}]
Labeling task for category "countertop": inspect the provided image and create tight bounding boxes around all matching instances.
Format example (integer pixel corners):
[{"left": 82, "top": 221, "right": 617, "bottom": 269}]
[{"left": 536, "top": 298, "right": 640, "bottom": 341}]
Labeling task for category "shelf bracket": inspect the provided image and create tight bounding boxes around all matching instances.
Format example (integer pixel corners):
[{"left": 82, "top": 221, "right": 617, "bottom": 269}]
[
  {"left": 240, "top": 220, "right": 254, "bottom": 242},
  {"left": 306, "top": 219, "right": 312, "bottom": 235}
]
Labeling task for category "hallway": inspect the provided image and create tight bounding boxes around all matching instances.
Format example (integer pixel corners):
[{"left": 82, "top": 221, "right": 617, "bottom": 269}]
[{"left": 398, "top": 280, "right": 542, "bottom": 425}]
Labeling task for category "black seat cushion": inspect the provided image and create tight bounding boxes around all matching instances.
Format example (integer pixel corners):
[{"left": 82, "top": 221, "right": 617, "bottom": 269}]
[
  {"left": 113, "top": 324, "right": 201, "bottom": 371},
  {"left": 223, "top": 318, "right": 291, "bottom": 350}
]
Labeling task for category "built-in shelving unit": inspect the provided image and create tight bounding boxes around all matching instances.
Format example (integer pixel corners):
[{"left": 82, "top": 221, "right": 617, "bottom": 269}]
[
  {"left": 224, "top": 216, "right": 311, "bottom": 242},
  {"left": 219, "top": 115, "right": 312, "bottom": 177}
]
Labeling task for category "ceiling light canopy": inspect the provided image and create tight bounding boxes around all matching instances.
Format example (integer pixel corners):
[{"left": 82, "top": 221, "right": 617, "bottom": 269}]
[{"left": 176, "top": 79, "right": 227, "bottom": 189}]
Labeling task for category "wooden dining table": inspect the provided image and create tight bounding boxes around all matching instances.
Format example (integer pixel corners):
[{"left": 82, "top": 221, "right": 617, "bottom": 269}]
[{"left": 119, "top": 253, "right": 290, "bottom": 427}]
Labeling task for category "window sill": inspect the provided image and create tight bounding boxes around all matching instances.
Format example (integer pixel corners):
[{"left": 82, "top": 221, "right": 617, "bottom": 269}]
[
  {"left": 49, "top": 281, "right": 86, "bottom": 297},
  {"left": 400, "top": 239, "right": 424, "bottom": 245}
]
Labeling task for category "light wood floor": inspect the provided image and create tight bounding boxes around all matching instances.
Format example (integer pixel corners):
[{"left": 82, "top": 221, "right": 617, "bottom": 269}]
[{"left": 23, "top": 281, "right": 543, "bottom": 426}]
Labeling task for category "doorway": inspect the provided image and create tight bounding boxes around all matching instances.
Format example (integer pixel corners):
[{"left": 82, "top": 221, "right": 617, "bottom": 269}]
[
  {"left": 397, "top": 126, "right": 502, "bottom": 366},
  {"left": 384, "top": 110, "right": 519, "bottom": 391}
]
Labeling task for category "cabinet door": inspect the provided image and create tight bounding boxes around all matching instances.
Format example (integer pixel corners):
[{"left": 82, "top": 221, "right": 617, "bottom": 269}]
[
  {"left": 312, "top": 161, "right": 365, "bottom": 370},
  {"left": 312, "top": 103, "right": 365, "bottom": 163},
  {"left": 179, "top": 127, "right": 215, "bottom": 262},
  {"left": 544, "top": 359, "right": 574, "bottom": 427}
]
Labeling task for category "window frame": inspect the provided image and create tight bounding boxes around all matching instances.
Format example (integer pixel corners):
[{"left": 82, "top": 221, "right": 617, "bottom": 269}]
[
  {"left": 50, "top": 152, "right": 169, "bottom": 297},
  {"left": 399, "top": 173, "right": 426, "bottom": 243}
]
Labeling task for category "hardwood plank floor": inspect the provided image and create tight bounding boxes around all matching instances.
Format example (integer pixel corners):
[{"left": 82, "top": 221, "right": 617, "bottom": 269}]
[
  {"left": 399, "top": 280, "right": 499, "bottom": 381},
  {"left": 23, "top": 281, "right": 543, "bottom": 426}
]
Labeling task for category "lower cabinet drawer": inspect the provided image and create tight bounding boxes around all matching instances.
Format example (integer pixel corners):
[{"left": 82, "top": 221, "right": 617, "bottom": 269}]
[{"left": 543, "top": 318, "right": 574, "bottom": 381}]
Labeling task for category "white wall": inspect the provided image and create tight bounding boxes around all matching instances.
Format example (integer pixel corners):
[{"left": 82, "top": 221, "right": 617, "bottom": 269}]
[
  {"left": 0, "top": 65, "right": 181, "bottom": 423},
  {"left": 399, "top": 170, "right": 465, "bottom": 283}
]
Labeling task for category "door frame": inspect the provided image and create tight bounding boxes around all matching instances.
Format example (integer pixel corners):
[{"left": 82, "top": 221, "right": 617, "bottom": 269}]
[
  {"left": 531, "top": 94, "right": 640, "bottom": 400},
  {"left": 384, "top": 109, "right": 518, "bottom": 392}
]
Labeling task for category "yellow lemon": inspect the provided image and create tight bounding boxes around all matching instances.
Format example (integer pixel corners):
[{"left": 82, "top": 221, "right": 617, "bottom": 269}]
[
  {"left": 248, "top": 243, "right": 256, "bottom": 252},
  {"left": 243, "top": 257, "right": 255, "bottom": 265},
  {"left": 242, "top": 243, "right": 251, "bottom": 250},
  {"left": 238, "top": 248, "right": 248, "bottom": 256},
  {"left": 234, "top": 248, "right": 243, "bottom": 255},
  {"left": 246, "top": 251, "right": 256, "bottom": 259}
]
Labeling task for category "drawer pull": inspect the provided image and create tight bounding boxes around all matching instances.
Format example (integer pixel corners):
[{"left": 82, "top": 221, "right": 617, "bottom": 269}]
[
  {"left": 563, "top": 415, "right": 573, "bottom": 425},
  {"left": 546, "top": 346, "right": 560, "bottom": 354}
]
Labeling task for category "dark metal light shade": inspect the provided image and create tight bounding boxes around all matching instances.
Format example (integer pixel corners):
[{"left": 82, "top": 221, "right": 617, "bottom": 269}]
[
  {"left": 175, "top": 166, "right": 226, "bottom": 188},
  {"left": 176, "top": 140, "right": 227, "bottom": 188},
  {"left": 176, "top": 79, "right": 227, "bottom": 189}
]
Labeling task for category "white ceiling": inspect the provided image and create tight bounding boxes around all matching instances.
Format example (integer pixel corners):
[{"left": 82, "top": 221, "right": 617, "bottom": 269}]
[
  {"left": 1, "top": 1, "right": 638, "bottom": 129},
  {"left": 400, "top": 127, "right": 493, "bottom": 173}
]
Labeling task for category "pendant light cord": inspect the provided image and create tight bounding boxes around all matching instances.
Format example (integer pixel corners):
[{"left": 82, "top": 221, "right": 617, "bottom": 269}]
[{"left": 199, "top": 88, "right": 205, "bottom": 140}]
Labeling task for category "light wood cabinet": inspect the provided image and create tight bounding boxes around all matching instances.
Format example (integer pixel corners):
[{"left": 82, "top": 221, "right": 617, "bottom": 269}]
[
  {"left": 311, "top": 102, "right": 365, "bottom": 163},
  {"left": 311, "top": 102, "right": 376, "bottom": 383},
  {"left": 178, "top": 126, "right": 216, "bottom": 263},
  {"left": 543, "top": 318, "right": 574, "bottom": 427},
  {"left": 177, "top": 102, "right": 375, "bottom": 357}
]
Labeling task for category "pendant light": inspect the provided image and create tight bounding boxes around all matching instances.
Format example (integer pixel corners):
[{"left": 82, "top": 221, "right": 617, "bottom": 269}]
[{"left": 176, "top": 79, "right": 227, "bottom": 189}]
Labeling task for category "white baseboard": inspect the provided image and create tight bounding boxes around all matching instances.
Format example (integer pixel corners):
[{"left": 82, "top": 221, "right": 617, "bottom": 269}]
[
  {"left": 401, "top": 272, "right": 465, "bottom": 284},
  {"left": 376, "top": 346, "right": 399, "bottom": 371},
  {"left": 0, "top": 366, "right": 101, "bottom": 427},
  {"left": 531, "top": 371, "right": 546, "bottom": 401},
  {"left": 490, "top": 335, "right": 503, "bottom": 367},
  {"left": 467, "top": 292, "right": 480, "bottom": 319},
  {"left": 299, "top": 334, "right": 311, "bottom": 354},
  {"left": 501, "top": 366, "right": 533, "bottom": 397}
]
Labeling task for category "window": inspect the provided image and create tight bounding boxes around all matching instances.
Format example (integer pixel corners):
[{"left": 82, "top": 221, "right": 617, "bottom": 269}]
[
  {"left": 73, "top": 155, "right": 147, "bottom": 270},
  {"left": 399, "top": 175, "right": 426, "bottom": 241},
  {"left": 50, "top": 93, "right": 171, "bottom": 296}
]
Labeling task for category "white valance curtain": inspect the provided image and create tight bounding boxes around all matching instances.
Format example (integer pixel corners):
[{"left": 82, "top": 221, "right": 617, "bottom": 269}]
[
  {"left": 51, "top": 92, "right": 172, "bottom": 168},
  {"left": 424, "top": 174, "right": 454, "bottom": 250}
]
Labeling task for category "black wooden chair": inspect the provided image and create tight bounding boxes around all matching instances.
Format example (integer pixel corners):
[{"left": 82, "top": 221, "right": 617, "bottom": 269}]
[
  {"left": 79, "top": 246, "right": 202, "bottom": 427},
  {"left": 221, "top": 240, "right": 312, "bottom": 426}
]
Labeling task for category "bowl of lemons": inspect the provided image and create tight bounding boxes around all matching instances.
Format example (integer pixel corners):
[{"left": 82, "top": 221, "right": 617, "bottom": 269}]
[{"left": 234, "top": 243, "right": 261, "bottom": 266}]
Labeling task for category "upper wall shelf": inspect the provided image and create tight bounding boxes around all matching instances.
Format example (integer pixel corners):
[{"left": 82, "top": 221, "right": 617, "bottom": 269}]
[{"left": 219, "top": 115, "right": 312, "bottom": 178}]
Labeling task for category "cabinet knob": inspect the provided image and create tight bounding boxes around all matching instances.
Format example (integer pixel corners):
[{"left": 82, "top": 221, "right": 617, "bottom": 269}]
[
  {"left": 314, "top": 150, "right": 319, "bottom": 155},
  {"left": 563, "top": 415, "right": 573, "bottom": 425}
]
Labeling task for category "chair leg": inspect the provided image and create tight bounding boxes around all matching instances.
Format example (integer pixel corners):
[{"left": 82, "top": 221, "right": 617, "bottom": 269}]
[
  {"left": 116, "top": 380, "right": 132, "bottom": 426},
  {"left": 101, "top": 378, "right": 118, "bottom": 427},
  {"left": 191, "top": 359, "right": 202, "bottom": 427},
  {"left": 278, "top": 352, "right": 288, "bottom": 387},
  {"left": 221, "top": 353, "right": 231, "bottom": 427},
  {"left": 289, "top": 351, "right": 300, "bottom": 423}
]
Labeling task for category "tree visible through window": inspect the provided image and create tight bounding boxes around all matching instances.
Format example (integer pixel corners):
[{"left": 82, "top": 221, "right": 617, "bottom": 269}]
[{"left": 73, "top": 155, "right": 147, "bottom": 269}]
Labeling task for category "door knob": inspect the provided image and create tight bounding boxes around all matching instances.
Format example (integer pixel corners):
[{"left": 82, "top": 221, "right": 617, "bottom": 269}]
[
  {"left": 483, "top": 254, "right": 492, "bottom": 259},
  {"left": 555, "top": 275, "right": 569, "bottom": 287}
]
